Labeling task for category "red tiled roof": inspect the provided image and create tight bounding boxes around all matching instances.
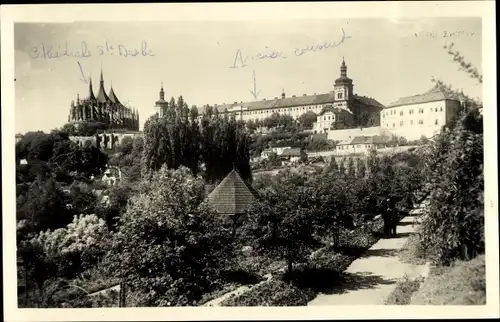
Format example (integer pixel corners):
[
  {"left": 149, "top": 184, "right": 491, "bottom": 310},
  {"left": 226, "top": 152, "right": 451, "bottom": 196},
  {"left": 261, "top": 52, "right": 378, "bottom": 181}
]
[{"left": 207, "top": 169, "right": 258, "bottom": 215}]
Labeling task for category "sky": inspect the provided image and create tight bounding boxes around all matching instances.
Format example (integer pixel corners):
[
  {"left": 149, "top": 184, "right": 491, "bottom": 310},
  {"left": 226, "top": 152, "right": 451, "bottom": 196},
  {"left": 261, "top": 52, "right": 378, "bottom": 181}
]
[{"left": 14, "top": 17, "right": 482, "bottom": 134}]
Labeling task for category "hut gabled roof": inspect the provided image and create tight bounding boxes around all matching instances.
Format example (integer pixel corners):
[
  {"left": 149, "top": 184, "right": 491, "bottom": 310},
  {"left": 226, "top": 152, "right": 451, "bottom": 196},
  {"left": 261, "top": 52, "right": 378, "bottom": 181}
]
[{"left": 207, "top": 169, "right": 258, "bottom": 215}]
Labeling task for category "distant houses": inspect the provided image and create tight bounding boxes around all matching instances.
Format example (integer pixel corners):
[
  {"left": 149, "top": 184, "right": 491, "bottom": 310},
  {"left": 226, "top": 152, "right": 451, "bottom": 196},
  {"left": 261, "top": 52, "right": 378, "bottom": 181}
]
[
  {"left": 279, "top": 147, "right": 302, "bottom": 164},
  {"left": 334, "top": 135, "right": 390, "bottom": 155}
]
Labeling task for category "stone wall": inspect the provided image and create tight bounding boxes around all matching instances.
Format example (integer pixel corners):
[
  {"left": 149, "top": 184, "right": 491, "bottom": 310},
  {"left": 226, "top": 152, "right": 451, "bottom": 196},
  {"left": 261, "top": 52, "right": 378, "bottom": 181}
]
[{"left": 69, "top": 132, "right": 144, "bottom": 149}]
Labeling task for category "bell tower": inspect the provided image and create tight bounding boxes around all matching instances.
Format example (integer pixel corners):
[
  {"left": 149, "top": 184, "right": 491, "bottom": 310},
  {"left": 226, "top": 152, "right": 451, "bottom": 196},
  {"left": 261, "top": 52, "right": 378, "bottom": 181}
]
[{"left": 333, "top": 57, "right": 354, "bottom": 110}]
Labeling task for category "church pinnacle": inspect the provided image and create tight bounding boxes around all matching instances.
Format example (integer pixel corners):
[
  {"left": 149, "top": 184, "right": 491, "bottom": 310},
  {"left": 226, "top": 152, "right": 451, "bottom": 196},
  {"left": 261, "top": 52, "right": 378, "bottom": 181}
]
[{"left": 340, "top": 57, "right": 347, "bottom": 77}]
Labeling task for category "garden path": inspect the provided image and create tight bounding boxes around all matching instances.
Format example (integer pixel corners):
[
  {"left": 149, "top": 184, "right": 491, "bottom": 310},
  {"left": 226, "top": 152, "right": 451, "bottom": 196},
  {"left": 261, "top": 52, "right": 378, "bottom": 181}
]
[{"left": 308, "top": 206, "right": 428, "bottom": 305}]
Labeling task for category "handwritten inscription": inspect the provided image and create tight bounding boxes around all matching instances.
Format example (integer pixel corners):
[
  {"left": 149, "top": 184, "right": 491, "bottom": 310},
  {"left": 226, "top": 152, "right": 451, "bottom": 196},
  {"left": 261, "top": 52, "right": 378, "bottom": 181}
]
[
  {"left": 230, "top": 28, "right": 352, "bottom": 69},
  {"left": 29, "top": 40, "right": 155, "bottom": 60},
  {"left": 77, "top": 61, "right": 88, "bottom": 84},
  {"left": 414, "top": 30, "right": 476, "bottom": 38}
]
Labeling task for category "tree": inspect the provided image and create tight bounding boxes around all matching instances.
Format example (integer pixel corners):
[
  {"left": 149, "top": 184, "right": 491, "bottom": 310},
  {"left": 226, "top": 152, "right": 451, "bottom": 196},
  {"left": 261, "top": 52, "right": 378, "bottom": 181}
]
[
  {"left": 241, "top": 183, "right": 318, "bottom": 277},
  {"left": 17, "top": 176, "right": 72, "bottom": 235},
  {"left": 417, "top": 42, "right": 484, "bottom": 265},
  {"left": 298, "top": 111, "right": 317, "bottom": 129},
  {"left": 356, "top": 158, "right": 366, "bottom": 179},
  {"left": 107, "top": 166, "right": 234, "bottom": 306},
  {"left": 143, "top": 98, "right": 252, "bottom": 185},
  {"left": 20, "top": 214, "right": 110, "bottom": 303},
  {"left": 347, "top": 157, "right": 356, "bottom": 177},
  {"left": 323, "top": 157, "right": 339, "bottom": 176},
  {"left": 338, "top": 157, "right": 346, "bottom": 176},
  {"left": 117, "top": 136, "right": 134, "bottom": 155}
]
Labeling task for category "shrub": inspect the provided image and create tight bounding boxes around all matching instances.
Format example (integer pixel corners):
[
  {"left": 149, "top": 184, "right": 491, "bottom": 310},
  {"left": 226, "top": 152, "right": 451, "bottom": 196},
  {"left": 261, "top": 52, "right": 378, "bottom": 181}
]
[
  {"left": 385, "top": 275, "right": 423, "bottom": 305},
  {"left": 410, "top": 255, "right": 485, "bottom": 305},
  {"left": 220, "top": 280, "right": 315, "bottom": 306},
  {"left": 63, "top": 289, "right": 120, "bottom": 308},
  {"left": 309, "top": 247, "right": 353, "bottom": 273}
]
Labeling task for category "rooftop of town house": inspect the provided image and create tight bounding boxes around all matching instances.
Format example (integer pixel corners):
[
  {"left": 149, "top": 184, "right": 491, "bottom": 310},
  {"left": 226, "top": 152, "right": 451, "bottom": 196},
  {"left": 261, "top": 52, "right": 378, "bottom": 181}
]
[
  {"left": 386, "top": 84, "right": 459, "bottom": 108},
  {"left": 280, "top": 147, "right": 302, "bottom": 157},
  {"left": 349, "top": 135, "right": 391, "bottom": 145}
]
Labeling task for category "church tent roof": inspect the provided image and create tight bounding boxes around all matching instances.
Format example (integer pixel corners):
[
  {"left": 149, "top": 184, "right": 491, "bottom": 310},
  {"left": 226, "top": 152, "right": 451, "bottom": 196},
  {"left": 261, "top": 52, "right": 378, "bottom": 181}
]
[
  {"left": 207, "top": 169, "right": 258, "bottom": 215},
  {"left": 108, "top": 87, "right": 121, "bottom": 105}
]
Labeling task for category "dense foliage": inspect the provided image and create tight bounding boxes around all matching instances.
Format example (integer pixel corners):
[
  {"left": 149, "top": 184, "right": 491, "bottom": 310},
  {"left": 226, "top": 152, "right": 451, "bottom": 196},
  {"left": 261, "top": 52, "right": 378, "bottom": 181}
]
[
  {"left": 417, "top": 43, "right": 484, "bottom": 265},
  {"left": 220, "top": 279, "right": 316, "bottom": 306},
  {"left": 106, "top": 166, "right": 234, "bottom": 306},
  {"left": 143, "top": 98, "right": 252, "bottom": 184},
  {"left": 243, "top": 150, "right": 424, "bottom": 276}
]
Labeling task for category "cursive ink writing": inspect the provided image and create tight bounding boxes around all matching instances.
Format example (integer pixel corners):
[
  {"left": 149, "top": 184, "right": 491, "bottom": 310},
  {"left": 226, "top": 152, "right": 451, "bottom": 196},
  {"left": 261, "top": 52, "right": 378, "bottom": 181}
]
[
  {"left": 30, "top": 40, "right": 155, "bottom": 60},
  {"left": 414, "top": 30, "right": 476, "bottom": 38},
  {"left": 293, "top": 28, "right": 352, "bottom": 57},
  {"left": 30, "top": 41, "right": 92, "bottom": 60},
  {"left": 229, "top": 28, "right": 352, "bottom": 69},
  {"left": 77, "top": 61, "right": 88, "bottom": 84},
  {"left": 230, "top": 47, "right": 286, "bottom": 69}
]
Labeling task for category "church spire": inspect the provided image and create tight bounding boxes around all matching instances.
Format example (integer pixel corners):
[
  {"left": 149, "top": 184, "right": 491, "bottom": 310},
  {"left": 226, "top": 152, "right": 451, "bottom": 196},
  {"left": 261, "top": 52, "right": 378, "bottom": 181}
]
[
  {"left": 96, "top": 68, "right": 110, "bottom": 103},
  {"left": 340, "top": 57, "right": 347, "bottom": 77},
  {"left": 160, "top": 81, "right": 165, "bottom": 100},
  {"left": 88, "top": 76, "right": 95, "bottom": 100}
]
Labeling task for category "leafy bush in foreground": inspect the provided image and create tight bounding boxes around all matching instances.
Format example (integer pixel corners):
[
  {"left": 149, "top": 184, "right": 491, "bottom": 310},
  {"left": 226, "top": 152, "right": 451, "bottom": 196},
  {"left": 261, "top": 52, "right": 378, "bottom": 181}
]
[
  {"left": 410, "top": 255, "right": 485, "bottom": 305},
  {"left": 220, "top": 280, "right": 315, "bottom": 306}
]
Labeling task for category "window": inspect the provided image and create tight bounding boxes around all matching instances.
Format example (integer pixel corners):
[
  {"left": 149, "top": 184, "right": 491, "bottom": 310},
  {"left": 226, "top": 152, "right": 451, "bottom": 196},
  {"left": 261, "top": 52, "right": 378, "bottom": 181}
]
[
  {"left": 435, "top": 108, "right": 438, "bottom": 112},
  {"left": 430, "top": 108, "right": 433, "bottom": 112},
  {"left": 400, "top": 121, "right": 404, "bottom": 126},
  {"left": 410, "top": 120, "right": 413, "bottom": 125},
  {"left": 409, "top": 109, "right": 414, "bottom": 115},
  {"left": 435, "top": 119, "right": 438, "bottom": 125},
  {"left": 440, "top": 106, "right": 443, "bottom": 112},
  {"left": 400, "top": 111, "right": 404, "bottom": 116},
  {"left": 393, "top": 123, "right": 395, "bottom": 128},
  {"left": 337, "top": 92, "right": 343, "bottom": 99},
  {"left": 419, "top": 120, "right": 424, "bottom": 125},
  {"left": 419, "top": 108, "right": 424, "bottom": 113}
]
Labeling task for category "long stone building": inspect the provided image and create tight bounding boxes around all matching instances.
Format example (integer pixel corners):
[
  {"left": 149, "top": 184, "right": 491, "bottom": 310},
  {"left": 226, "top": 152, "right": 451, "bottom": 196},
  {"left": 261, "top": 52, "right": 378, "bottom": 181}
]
[
  {"left": 68, "top": 70, "right": 140, "bottom": 131},
  {"left": 154, "top": 59, "right": 385, "bottom": 128}
]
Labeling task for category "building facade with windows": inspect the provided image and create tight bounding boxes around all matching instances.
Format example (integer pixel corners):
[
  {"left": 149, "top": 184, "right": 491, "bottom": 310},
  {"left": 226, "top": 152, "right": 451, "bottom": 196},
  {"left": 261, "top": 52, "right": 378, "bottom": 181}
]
[
  {"left": 334, "top": 135, "right": 390, "bottom": 155},
  {"left": 380, "top": 86, "right": 462, "bottom": 141},
  {"left": 158, "top": 59, "right": 384, "bottom": 127},
  {"left": 313, "top": 106, "right": 355, "bottom": 134}
]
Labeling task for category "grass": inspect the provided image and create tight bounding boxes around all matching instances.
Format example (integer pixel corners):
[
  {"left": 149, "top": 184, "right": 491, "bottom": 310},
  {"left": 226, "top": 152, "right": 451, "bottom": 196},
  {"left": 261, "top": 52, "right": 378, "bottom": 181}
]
[
  {"left": 398, "top": 233, "right": 428, "bottom": 265},
  {"left": 385, "top": 274, "right": 424, "bottom": 305},
  {"left": 410, "top": 255, "right": 486, "bottom": 305}
]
